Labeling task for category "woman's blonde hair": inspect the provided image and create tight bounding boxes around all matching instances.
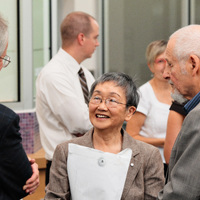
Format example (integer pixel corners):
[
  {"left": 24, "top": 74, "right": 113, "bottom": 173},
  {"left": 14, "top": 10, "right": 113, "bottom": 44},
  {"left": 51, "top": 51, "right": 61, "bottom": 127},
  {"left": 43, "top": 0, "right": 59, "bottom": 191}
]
[{"left": 146, "top": 40, "right": 167, "bottom": 67}]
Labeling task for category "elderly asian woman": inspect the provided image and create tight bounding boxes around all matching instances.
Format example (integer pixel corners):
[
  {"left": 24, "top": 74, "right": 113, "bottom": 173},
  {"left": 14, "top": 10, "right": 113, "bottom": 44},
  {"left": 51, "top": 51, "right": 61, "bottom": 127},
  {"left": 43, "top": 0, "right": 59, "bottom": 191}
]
[{"left": 45, "top": 72, "right": 164, "bottom": 200}]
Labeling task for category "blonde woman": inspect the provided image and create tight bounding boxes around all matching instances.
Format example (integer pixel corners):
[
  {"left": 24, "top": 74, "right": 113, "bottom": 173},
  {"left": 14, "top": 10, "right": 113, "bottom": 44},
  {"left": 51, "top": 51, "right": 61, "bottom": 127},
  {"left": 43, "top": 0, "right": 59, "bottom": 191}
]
[{"left": 126, "top": 40, "right": 172, "bottom": 163}]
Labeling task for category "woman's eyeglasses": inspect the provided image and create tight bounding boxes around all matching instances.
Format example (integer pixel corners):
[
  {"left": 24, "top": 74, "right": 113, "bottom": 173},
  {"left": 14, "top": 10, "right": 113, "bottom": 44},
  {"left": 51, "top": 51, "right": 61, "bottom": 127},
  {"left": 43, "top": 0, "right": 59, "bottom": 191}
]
[
  {"left": 154, "top": 58, "right": 166, "bottom": 65},
  {"left": 0, "top": 55, "right": 11, "bottom": 68},
  {"left": 89, "top": 96, "right": 128, "bottom": 108}
]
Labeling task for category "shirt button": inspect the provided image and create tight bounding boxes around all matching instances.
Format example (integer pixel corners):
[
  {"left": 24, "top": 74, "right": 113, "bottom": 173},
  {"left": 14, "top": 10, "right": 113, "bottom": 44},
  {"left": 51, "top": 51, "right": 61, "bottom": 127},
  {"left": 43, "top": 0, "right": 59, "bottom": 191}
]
[{"left": 98, "top": 157, "right": 106, "bottom": 167}]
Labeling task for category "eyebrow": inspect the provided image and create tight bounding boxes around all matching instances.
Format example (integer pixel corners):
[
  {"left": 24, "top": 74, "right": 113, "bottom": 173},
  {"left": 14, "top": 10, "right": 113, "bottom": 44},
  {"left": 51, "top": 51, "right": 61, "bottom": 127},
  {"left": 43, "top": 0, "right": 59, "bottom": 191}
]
[
  {"left": 165, "top": 58, "right": 170, "bottom": 63},
  {"left": 93, "top": 90, "right": 121, "bottom": 97}
]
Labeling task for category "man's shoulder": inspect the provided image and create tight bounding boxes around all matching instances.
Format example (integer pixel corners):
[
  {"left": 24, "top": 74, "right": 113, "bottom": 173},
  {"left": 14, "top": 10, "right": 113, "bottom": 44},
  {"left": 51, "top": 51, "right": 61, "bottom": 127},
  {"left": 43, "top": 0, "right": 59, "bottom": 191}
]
[
  {"left": 38, "top": 52, "right": 79, "bottom": 81},
  {"left": 184, "top": 102, "right": 200, "bottom": 121},
  {"left": 0, "top": 104, "right": 18, "bottom": 132},
  {"left": 39, "top": 56, "right": 63, "bottom": 74},
  {"left": 0, "top": 104, "right": 16, "bottom": 119},
  {"left": 175, "top": 102, "right": 200, "bottom": 144},
  {"left": 191, "top": 102, "right": 200, "bottom": 112},
  {"left": 37, "top": 59, "right": 71, "bottom": 86}
]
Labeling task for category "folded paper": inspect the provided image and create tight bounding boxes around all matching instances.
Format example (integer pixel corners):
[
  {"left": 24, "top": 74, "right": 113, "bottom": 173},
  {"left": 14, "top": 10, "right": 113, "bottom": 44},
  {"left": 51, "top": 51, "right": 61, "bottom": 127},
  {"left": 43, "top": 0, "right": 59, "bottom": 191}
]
[{"left": 67, "top": 143, "right": 132, "bottom": 200}]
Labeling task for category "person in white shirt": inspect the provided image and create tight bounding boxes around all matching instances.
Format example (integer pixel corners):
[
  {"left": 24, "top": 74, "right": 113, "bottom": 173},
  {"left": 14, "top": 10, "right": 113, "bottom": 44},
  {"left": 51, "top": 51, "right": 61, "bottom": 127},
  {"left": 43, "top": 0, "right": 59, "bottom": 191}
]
[{"left": 36, "top": 11, "right": 99, "bottom": 184}]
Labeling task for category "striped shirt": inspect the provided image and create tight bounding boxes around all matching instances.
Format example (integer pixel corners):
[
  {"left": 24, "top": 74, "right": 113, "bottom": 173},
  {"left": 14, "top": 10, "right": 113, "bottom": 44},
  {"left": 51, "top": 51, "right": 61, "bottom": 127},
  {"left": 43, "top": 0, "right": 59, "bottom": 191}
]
[{"left": 184, "top": 92, "right": 200, "bottom": 114}]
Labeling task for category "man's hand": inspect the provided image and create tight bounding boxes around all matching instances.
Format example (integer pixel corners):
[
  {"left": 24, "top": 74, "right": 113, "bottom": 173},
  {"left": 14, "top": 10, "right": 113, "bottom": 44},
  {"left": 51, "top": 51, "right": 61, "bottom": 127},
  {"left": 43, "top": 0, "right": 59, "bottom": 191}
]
[{"left": 23, "top": 158, "right": 40, "bottom": 195}]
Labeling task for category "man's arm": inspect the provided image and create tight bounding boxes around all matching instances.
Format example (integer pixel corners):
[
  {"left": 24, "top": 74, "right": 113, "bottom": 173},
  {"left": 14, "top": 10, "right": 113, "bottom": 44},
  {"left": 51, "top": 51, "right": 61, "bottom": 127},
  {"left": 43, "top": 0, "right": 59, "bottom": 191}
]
[
  {"left": 158, "top": 108, "right": 200, "bottom": 199},
  {"left": 0, "top": 112, "right": 33, "bottom": 199}
]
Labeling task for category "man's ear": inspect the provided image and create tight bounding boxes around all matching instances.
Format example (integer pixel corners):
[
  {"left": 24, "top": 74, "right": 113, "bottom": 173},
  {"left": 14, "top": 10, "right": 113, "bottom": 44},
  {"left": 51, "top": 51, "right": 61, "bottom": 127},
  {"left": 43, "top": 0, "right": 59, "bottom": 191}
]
[
  {"left": 190, "top": 54, "right": 200, "bottom": 76},
  {"left": 77, "top": 33, "right": 85, "bottom": 46},
  {"left": 125, "top": 106, "right": 136, "bottom": 121}
]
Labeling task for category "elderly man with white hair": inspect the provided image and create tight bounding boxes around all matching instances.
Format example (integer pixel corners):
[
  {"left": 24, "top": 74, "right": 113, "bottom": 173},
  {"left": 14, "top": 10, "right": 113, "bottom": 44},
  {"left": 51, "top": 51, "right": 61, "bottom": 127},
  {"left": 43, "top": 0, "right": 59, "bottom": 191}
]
[{"left": 158, "top": 24, "right": 200, "bottom": 200}]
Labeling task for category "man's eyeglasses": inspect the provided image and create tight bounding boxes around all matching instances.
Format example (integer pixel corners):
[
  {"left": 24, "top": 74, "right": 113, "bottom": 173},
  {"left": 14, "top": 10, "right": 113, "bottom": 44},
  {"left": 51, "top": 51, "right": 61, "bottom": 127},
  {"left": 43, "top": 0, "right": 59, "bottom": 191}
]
[
  {"left": 0, "top": 55, "right": 11, "bottom": 68},
  {"left": 89, "top": 96, "right": 128, "bottom": 108}
]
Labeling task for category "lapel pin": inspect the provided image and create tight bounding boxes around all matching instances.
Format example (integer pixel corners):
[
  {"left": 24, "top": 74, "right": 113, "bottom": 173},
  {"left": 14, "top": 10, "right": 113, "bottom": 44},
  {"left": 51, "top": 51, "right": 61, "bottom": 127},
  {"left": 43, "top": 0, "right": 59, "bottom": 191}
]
[{"left": 130, "top": 163, "right": 134, "bottom": 167}]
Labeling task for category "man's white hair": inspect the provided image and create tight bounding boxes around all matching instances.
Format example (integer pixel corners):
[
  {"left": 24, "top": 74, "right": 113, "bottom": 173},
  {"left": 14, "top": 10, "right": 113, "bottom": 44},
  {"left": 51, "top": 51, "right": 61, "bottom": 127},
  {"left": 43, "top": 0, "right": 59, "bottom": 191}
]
[{"left": 170, "top": 25, "right": 200, "bottom": 72}]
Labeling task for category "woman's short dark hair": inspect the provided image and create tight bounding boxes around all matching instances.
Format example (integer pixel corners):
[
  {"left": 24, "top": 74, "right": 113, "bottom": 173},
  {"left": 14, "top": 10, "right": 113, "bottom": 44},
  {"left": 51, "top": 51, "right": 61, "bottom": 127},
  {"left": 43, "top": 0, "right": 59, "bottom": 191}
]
[{"left": 89, "top": 72, "right": 139, "bottom": 108}]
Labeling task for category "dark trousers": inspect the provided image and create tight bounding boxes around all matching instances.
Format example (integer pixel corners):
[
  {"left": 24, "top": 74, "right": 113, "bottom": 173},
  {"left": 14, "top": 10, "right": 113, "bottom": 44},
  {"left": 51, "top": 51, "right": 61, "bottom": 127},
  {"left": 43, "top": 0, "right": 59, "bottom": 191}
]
[{"left": 46, "top": 160, "right": 52, "bottom": 185}]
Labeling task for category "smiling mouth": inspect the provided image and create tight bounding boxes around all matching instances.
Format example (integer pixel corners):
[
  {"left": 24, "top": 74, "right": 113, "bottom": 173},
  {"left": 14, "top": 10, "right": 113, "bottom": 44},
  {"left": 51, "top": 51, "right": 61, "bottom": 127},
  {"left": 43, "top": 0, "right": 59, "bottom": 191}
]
[{"left": 96, "top": 114, "right": 109, "bottom": 118}]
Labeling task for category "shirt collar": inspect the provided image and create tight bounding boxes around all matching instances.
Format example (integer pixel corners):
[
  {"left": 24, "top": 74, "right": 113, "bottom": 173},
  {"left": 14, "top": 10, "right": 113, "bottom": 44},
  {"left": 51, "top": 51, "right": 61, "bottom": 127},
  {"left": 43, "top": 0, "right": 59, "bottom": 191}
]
[
  {"left": 184, "top": 91, "right": 200, "bottom": 114},
  {"left": 59, "top": 48, "right": 81, "bottom": 74}
]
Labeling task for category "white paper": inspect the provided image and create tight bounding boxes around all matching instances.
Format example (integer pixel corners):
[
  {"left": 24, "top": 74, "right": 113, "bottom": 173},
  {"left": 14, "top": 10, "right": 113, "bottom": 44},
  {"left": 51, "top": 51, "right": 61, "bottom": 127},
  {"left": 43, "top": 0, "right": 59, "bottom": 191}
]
[{"left": 67, "top": 143, "right": 132, "bottom": 200}]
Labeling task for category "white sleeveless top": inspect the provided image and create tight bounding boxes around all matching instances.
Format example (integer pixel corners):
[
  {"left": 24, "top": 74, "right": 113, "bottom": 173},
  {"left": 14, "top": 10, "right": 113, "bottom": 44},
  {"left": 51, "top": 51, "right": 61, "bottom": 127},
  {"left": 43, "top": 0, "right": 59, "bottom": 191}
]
[{"left": 137, "top": 82, "right": 170, "bottom": 161}]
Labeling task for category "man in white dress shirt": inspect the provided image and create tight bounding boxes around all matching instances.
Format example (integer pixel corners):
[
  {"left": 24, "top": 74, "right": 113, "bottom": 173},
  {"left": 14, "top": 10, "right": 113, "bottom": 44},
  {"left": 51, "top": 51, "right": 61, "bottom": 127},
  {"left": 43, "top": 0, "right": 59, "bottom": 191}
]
[{"left": 36, "top": 11, "right": 99, "bottom": 184}]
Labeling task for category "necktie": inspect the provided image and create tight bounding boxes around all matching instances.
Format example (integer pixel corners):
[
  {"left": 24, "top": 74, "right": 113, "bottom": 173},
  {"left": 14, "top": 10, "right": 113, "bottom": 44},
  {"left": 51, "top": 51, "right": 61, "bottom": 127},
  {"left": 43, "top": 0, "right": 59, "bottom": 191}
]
[{"left": 78, "top": 68, "right": 89, "bottom": 104}]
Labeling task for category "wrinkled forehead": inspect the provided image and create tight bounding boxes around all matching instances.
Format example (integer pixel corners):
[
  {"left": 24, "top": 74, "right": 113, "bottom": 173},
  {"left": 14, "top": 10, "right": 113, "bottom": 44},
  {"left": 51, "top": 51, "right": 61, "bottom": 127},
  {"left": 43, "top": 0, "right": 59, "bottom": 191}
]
[{"left": 165, "top": 38, "right": 176, "bottom": 61}]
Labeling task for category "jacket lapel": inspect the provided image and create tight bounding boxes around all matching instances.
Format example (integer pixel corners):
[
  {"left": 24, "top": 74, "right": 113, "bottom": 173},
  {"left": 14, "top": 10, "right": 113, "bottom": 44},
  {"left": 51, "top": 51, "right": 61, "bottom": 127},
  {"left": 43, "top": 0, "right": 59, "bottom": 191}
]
[{"left": 121, "top": 130, "right": 141, "bottom": 199}]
